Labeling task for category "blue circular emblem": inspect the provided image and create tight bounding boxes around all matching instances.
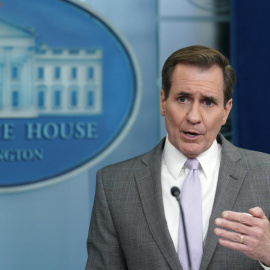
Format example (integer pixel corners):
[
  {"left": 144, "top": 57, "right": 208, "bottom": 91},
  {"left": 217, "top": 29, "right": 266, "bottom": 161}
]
[{"left": 0, "top": 0, "right": 140, "bottom": 189}]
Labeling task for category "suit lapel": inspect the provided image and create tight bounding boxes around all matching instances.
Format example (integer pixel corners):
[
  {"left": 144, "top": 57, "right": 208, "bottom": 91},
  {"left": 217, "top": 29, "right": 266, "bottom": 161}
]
[
  {"left": 135, "top": 139, "right": 182, "bottom": 270},
  {"left": 200, "top": 135, "right": 247, "bottom": 270}
]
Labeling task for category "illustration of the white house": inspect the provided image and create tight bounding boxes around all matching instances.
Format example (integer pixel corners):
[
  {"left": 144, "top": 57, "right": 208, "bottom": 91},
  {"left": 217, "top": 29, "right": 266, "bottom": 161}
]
[{"left": 0, "top": 18, "right": 102, "bottom": 118}]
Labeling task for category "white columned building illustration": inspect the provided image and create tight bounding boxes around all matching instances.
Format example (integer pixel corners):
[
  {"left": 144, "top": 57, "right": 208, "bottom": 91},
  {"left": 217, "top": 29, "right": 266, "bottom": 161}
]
[
  {"left": 0, "top": 19, "right": 37, "bottom": 118},
  {"left": 0, "top": 18, "right": 103, "bottom": 118}
]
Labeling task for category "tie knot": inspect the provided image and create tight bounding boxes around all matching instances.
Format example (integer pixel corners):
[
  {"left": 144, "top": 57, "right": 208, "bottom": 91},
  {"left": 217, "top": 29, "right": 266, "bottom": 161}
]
[{"left": 185, "top": 158, "right": 200, "bottom": 170}]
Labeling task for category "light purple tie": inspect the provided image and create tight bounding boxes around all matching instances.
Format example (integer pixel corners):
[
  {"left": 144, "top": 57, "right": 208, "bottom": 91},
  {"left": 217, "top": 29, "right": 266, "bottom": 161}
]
[{"left": 178, "top": 159, "right": 203, "bottom": 270}]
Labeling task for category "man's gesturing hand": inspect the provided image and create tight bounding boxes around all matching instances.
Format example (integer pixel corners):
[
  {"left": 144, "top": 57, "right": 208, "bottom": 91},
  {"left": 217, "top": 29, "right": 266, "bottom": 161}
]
[{"left": 214, "top": 207, "right": 270, "bottom": 266}]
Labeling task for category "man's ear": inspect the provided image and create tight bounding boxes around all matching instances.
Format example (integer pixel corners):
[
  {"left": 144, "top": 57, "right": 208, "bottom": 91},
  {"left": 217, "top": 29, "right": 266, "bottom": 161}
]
[
  {"left": 222, "top": 98, "right": 233, "bottom": 125},
  {"left": 160, "top": 89, "right": 166, "bottom": 116}
]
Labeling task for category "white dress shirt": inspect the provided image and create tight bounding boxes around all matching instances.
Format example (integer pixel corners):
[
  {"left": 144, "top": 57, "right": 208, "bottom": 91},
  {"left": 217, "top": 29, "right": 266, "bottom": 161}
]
[{"left": 161, "top": 136, "right": 221, "bottom": 250}]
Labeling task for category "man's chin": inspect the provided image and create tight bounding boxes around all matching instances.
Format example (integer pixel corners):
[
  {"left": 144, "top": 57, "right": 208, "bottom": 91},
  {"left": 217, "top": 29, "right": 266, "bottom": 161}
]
[
  {"left": 184, "top": 153, "right": 200, "bottom": 159},
  {"left": 180, "top": 146, "right": 203, "bottom": 159}
]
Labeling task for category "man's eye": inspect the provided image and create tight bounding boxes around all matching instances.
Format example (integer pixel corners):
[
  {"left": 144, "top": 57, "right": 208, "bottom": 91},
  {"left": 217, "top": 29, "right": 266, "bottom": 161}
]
[
  {"left": 178, "top": 97, "right": 187, "bottom": 103},
  {"left": 205, "top": 100, "right": 213, "bottom": 106}
]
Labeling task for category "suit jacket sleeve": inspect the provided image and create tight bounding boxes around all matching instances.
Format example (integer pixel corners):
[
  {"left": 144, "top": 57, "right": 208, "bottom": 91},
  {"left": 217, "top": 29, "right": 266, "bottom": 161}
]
[{"left": 85, "top": 169, "right": 128, "bottom": 270}]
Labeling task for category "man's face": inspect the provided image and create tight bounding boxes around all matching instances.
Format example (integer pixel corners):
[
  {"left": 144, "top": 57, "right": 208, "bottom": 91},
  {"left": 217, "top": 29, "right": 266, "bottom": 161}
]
[{"left": 160, "top": 63, "right": 232, "bottom": 158}]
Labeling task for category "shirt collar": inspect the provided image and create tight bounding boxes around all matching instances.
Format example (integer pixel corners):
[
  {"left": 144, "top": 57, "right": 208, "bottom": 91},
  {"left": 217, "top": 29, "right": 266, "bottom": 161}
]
[{"left": 163, "top": 136, "right": 220, "bottom": 179}]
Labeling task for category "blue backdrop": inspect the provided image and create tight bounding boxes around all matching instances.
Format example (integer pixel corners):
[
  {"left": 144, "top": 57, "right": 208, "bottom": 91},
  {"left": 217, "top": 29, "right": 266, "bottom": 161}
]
[{"left": 231, "top": 0, "right": 270, "bottom": 152}]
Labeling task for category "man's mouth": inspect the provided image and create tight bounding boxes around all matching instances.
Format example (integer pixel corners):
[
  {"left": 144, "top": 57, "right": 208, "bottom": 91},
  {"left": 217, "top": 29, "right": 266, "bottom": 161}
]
[{"left": 184, "top": 132, "right": 200, "bottom": 137}]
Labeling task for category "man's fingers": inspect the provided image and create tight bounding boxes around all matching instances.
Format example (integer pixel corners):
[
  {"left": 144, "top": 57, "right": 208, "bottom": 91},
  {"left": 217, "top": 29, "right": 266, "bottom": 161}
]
[
  {"left": 249, "top": 207, "right": 266, "bottom": 219},
  {"left": 215, "top": 217, "right": 253, "bottom": 235},
  {"left": 215, "top": 228, "right": 248, "bottom": 244},
  {"left": 221, "top": 210, "right": 263, "bottom": 227}
]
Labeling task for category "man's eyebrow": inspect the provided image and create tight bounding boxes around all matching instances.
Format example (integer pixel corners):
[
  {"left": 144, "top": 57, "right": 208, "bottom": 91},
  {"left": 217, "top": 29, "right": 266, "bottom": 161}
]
[
  {"left": 176, "top": 91, "right": 192, "bottom": 96},
  {"left": 201, "top": 95, "right": 219, "bottom": 103}
]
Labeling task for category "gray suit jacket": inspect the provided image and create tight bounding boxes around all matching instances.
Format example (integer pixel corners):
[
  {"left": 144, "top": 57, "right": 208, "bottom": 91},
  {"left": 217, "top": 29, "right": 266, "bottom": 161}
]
[{"left": 86, "top": 134, "right": 270, "bottom": 269}]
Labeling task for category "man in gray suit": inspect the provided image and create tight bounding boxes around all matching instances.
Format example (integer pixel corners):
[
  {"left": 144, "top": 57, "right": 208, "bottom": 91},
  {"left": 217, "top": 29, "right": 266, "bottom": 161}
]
[{"left": 86, "top": 45, "right": 270, "bottom": 269}]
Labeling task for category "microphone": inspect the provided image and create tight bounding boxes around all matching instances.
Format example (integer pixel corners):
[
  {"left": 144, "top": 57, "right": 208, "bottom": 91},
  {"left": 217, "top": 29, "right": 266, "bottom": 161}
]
[{"left": 171, "top": 187, "right": 192, "bottom": 270}]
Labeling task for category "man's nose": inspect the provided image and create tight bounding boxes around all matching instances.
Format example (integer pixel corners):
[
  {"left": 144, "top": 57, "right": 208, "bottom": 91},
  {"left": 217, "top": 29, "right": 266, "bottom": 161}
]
[{"left": 186, "top": 102, "right": 202, "bottom": 124}]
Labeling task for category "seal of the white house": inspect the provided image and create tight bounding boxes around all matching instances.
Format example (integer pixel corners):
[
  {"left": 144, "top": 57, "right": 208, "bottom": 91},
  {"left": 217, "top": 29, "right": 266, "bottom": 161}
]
[{"left": 0, "top": 0, "right": 140, "bottom": 190}]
